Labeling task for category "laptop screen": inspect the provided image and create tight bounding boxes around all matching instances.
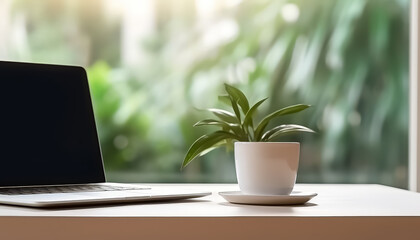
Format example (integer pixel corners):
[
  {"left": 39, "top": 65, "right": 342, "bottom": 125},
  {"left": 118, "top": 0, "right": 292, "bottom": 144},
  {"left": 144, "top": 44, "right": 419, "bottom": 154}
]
[{"left": 0, "top": 61, "right": 106, "bottom": 187}]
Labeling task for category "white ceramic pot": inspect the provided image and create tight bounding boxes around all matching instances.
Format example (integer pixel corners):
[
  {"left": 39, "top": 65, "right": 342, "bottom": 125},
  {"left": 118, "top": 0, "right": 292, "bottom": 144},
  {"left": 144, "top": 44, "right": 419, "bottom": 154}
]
[{"left": 234, "top": 142, "right": 300, "bottom": 195}]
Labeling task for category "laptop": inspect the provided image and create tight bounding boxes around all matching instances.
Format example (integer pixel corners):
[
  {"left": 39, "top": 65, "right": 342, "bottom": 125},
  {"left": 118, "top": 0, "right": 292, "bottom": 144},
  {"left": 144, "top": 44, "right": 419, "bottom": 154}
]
[{"left": 0, "top": 61, "right": 210, "bottom": 207}]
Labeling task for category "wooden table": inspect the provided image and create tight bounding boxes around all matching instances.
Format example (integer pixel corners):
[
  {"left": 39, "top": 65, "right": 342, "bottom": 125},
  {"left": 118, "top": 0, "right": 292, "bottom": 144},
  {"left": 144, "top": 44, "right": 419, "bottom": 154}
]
[{"left": 0, "top": 184, "right": 419, "bottom": 240}]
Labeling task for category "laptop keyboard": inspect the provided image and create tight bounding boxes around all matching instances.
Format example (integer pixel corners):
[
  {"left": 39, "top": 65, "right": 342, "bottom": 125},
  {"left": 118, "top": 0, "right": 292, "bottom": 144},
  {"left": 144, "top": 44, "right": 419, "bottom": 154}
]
[{"left": 0, "top": 185, "right": 148, "bottom": 195}]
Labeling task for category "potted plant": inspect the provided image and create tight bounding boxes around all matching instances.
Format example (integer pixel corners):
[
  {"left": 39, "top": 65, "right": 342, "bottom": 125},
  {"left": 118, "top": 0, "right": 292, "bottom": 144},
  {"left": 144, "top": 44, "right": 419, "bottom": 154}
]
[{"left": 182, "top": 84, "right": 314, "bottom": 195}]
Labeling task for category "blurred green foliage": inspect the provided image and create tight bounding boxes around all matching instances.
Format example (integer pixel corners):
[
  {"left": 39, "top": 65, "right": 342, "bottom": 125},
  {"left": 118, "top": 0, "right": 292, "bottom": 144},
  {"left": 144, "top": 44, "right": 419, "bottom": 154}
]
[{"left": 4, "top": 0, "right": 409, "bottom": 187}]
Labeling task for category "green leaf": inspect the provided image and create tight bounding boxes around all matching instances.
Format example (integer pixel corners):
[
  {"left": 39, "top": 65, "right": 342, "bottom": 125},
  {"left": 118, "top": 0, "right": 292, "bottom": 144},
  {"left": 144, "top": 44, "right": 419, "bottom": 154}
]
[
  {"left": 247, "top": 125, "right": 255, "bottom": 141},
  {"left": 230, "top": 97, "right": 242, "bottom": 122},
  {"left": 181, "top": 131, "right": 239, "bottom": 169},
  {"left": 194, "top": 119, "right": 233, "bottom": 127},
  {"left": 242, "top": 98, "right": 268, "bottom": 132},
  {"left": 261, "top": 124, "right": 315, "bottom": 141},
  {"left": 218, "top": 95, "right": 231, "bottom": 106},
  {"left": 193, "top": 119, "right": 245, "bottom": 138},
  {"left": 254, "top": 104, "right": 311, "bottom": 141},
  {"left": 196, "top": 141, "right": 227, "bottom": 158},
  {"left": 224, "top": 83, "right": 250, "bottom": 114},
  {"left": 207, "top": 108, "right": 239, "bottom": 123}
]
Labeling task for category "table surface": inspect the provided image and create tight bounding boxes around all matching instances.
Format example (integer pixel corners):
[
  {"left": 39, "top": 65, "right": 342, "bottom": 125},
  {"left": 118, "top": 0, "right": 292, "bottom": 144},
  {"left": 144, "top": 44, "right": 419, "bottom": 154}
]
[
  {"left": 1, "top": 184, "right": 420, "bottom": 240},
  {"left": 1, "top": 183, "right": 420, "bottom": 217}
]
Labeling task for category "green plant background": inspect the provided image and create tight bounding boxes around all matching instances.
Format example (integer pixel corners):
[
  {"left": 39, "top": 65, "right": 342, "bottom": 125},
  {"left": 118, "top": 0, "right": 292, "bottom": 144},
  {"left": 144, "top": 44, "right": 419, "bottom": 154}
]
[{"left": 2, "top": 0, "right": 409, "bottom": 188}]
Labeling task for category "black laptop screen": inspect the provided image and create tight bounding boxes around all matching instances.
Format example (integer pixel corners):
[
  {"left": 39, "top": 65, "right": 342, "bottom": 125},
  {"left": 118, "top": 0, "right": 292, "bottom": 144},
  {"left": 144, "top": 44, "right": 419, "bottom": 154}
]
[{"left": 0, "top": 61, "right": 106, "bottom": 187}]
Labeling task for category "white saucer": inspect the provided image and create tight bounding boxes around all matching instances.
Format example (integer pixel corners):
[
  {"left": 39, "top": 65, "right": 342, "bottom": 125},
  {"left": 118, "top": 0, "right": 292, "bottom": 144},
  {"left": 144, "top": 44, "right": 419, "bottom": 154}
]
[{"left": 219, "top": 191, "right": 317, "bottom": 205}]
